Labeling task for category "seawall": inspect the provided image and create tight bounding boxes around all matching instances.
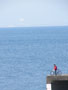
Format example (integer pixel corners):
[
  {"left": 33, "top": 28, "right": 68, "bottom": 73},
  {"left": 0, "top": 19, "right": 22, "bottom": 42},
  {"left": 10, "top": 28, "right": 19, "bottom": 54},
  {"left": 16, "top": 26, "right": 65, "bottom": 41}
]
[{"left": 46, "top": 75, "right": 68, "bottom": 90}]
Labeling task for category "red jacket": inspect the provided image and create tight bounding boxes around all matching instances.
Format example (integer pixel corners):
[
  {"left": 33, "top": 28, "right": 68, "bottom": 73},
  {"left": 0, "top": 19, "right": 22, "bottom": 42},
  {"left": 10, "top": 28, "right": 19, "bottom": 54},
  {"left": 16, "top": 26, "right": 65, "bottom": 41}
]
[{"left": 54, "top": 65, "right": 57, "bottom": 70}]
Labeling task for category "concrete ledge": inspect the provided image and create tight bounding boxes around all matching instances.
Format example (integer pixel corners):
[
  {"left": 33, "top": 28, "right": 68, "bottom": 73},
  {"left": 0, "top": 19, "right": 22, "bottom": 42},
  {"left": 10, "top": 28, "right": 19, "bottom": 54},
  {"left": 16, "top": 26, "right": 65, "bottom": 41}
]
[{"left": 47, "top": 75, "right": 68, "bottom": 84}]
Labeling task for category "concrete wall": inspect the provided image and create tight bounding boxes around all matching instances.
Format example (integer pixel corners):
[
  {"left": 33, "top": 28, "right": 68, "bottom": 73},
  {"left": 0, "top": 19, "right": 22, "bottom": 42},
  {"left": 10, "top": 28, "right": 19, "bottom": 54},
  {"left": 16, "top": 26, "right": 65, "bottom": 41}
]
[
  {"left": 52, "top": 81, "right": 68, "bottom": 90},
  {"left": 46, "top": 75, "right": 68, "bottom": 90}
]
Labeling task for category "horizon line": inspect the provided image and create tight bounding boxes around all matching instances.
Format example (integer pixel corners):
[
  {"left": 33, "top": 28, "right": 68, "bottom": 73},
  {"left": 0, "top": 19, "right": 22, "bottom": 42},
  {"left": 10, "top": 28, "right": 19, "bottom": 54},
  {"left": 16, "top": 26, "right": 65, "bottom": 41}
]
[{"left": 0, "top": 25, "right": 68, "bottom": 28}]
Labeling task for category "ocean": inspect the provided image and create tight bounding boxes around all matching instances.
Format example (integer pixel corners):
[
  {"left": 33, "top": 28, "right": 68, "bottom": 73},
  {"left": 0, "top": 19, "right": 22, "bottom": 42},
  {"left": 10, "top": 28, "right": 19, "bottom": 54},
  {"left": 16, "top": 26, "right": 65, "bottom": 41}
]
[{"left": 0, "top": 26, "right": 68, "bottom": 90}]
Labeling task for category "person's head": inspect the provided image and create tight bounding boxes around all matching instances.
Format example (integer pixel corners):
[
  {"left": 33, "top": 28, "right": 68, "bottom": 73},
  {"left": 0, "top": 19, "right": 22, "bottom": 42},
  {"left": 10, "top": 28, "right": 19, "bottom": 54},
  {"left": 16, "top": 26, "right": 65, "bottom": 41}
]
[{"left": 54, "top": 64, "right": 56, "bottom": 66}]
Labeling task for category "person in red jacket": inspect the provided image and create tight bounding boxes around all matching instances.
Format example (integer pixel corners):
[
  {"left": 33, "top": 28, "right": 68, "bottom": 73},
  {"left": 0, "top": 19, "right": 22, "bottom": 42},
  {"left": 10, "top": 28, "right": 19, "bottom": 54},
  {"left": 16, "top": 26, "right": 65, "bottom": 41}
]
[{"left": 54, "top": 64, "right": 57, "bottom": 75}]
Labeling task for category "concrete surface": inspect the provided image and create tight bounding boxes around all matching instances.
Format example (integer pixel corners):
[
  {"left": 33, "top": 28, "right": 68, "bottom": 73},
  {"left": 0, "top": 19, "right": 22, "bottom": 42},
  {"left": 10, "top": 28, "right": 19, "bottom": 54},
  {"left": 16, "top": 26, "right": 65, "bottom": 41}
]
[{"left": 46, "top": 75, "right": 68, "bottom": 90}]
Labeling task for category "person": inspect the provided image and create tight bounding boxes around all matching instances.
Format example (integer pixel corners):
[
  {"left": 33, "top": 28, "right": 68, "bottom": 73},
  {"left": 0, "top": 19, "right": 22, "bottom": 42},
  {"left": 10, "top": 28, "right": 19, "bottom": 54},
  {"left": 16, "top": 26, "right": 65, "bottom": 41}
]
[{"left": 53, "top": 64, "right": 57, "bottom": 75}]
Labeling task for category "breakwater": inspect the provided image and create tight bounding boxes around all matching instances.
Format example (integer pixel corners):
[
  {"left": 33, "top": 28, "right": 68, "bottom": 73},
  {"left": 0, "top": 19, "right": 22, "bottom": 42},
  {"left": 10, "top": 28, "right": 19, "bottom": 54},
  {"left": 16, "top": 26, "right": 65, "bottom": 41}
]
[{"left": 46, "top": 75, "right": 68, "bottom": 90}]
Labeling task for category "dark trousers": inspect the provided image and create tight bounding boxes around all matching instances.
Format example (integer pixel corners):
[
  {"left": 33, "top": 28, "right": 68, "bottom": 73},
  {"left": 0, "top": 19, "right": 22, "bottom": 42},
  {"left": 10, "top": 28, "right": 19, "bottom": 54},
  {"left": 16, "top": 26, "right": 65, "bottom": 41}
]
[{"left": 55, "top": 70, "right": 57, "bottom": 75}]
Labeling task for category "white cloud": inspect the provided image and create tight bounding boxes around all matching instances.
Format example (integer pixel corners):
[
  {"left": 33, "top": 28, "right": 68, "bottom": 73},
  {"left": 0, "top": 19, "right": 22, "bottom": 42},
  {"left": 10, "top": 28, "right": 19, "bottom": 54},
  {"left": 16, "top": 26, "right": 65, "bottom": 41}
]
[{"left": 19, "top": 18, "right": 24, "bottom": 22}]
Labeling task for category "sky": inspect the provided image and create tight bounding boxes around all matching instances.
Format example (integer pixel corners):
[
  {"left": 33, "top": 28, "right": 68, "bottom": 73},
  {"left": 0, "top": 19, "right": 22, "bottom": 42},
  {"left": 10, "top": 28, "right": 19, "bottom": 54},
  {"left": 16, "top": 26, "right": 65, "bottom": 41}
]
[{"left": 0, "top": 0, "right": 68, "bottom": 27}]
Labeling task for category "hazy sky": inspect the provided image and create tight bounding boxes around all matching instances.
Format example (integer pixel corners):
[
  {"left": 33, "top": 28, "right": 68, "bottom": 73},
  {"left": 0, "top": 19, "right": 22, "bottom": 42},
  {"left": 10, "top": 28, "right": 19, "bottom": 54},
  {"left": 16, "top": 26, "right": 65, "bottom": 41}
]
[{"left": 0, "top": 0, "right": 68, "bottom": 27}]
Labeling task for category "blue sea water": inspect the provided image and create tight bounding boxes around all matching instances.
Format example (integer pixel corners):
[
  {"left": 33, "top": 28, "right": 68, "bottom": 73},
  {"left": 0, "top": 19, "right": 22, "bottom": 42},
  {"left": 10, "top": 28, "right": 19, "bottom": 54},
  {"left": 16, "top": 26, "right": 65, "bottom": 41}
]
[{"left": 0, "top": 26, "right": 68, "bottom": 90}]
